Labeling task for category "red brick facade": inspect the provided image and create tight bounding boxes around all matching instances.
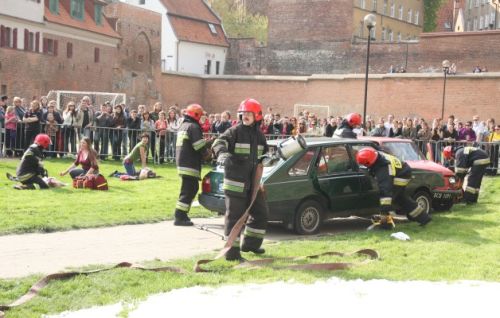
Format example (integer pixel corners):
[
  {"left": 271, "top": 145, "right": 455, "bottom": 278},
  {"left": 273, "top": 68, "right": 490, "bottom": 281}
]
[{"left": 162, "top": 72, "right": 500, "bottom": 121}]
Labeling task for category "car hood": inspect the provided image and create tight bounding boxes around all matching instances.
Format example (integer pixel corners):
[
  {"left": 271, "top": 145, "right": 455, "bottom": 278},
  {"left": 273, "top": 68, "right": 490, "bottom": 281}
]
[{"left": 406, "top": 160, "right": 454, "bottom": 176}]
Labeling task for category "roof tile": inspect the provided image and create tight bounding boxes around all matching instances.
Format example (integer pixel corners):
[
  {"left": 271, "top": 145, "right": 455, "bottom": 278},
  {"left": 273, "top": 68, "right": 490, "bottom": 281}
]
[
  {"left": 169, "top": 15, "right": 228, "bottom": 47},
  {"left": 161, "top": 0, "right": 220, "bottom": 24}
]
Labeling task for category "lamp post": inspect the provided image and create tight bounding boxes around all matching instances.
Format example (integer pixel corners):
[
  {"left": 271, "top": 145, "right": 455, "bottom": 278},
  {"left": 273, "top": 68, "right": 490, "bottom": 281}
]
[
  {"left": 362, "top": 14, "right": 376, "bottom": 129},
  {"left": 441, "top": 60, "right": 450, "bottom": 120}
]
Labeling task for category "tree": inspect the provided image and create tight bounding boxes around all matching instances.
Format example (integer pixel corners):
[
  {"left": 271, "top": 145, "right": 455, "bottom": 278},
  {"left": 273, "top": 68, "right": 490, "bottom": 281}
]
[
  {"left": 424, "top": 0, "right": 446, "bottom": 32},
  {"left": 209, "top": 0, "right": 268, "bottom": 44}
]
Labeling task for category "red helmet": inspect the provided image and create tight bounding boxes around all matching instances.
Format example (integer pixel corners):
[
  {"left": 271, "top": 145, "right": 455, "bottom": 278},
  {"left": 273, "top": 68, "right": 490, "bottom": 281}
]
[
  {"left": 346, "top": 113, "right": 362, "bottom": 127},
  {"left": 443, "top": 146, "right": 453, "bottom": 160},
  {"left": 186, "top": 104, "right": 204, "bottom": 122},
  {"left": 356, "top": 147, "right": 378, "bottom": 167},
  {"left": 34, "top": 134, "right": 51, "bottom": 149},
  {"left": 238, "top": 98, "right": 263, "bottom": 122}
]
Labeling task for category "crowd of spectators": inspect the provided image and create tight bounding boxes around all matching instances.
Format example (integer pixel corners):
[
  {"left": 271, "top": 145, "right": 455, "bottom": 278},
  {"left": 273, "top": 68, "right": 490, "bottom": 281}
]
[{"left": 1, "top": 94, "right": 499, "bottom": 165}]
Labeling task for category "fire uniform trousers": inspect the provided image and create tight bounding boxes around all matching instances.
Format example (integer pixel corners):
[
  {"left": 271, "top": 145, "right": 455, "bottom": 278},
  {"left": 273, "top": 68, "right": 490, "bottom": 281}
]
[
  {"left": 212, "top": 122, "right": 269, "bottom": 252},
  {"left": 333, "top": 120, "right": 357, "bottom": 139},
  {"left": 369, "top": 152, "right": 428, "bottom": 224},
  {"left": 16, "top": 144, "right": 49, "bottom": 189},
  {"left": 454, "top": 147, "right": 490, "bottom": 203},
  {"left": 175, "top": 116, "right": 209, "bottom": 215}
]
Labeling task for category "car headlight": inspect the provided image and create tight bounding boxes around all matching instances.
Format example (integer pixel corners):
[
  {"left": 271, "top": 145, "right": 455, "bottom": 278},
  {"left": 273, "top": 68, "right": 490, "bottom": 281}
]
[{"left": 448, "top": 176, "right": 456, "bottom": 184}]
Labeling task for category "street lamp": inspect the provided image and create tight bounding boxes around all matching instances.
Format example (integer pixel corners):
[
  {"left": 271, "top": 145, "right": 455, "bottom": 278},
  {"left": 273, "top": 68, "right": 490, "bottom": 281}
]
[
  {"left": 441, "top": 60, "right": 451, "bottom": 120},
  {"left": 362, "top": 14, "right": 376, "bottom": 129}
]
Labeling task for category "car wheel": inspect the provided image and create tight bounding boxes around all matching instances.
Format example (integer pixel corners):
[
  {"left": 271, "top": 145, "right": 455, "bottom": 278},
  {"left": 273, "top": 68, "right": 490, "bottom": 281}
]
[
  {"left": 413, "top": 191, "right": 432, "bottom": 214},
  {"left": 294, "top": 200, "right": 323, "bottom": 235},
  {"left": 432, "top": 200, "right": 453, "bottom": 212}
]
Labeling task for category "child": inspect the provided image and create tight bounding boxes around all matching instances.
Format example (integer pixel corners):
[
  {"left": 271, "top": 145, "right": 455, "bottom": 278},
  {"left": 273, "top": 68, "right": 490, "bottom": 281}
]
[
  {"left": 45, "top": 112, "right": 59, "bottom": 157},
  {"left": 5, "top": 106, "right": 18, "bottom": 157}
]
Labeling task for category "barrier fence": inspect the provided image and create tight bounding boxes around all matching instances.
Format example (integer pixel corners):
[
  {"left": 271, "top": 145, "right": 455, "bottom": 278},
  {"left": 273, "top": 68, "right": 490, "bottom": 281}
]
[{"left": 0, "top": 123, "right": 498, "bottom": 175}]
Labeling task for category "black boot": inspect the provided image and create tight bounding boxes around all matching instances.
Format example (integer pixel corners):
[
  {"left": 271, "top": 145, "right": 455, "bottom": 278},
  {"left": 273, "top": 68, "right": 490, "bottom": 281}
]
[
  {"left": 241, "top": 246, "right": 265, "bottom": 254},
  {"left": 408, "top": 212, "right": 432, "bottom": 226},
  {"left": 225, "top": 247, "right": 245, "bottom": 262},
  {"left": 174, "top": 210, "right": 194, "bottom": 226}
]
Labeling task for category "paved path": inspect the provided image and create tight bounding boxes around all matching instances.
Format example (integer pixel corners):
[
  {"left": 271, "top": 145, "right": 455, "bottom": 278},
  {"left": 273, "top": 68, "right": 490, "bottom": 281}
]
[{"left": 0, "top": 217, "right": 370, "bottom": 279}]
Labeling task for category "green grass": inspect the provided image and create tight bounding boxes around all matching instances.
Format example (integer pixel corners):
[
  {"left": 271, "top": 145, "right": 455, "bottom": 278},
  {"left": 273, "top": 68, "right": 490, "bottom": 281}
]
[
  {"left": 0, "top": 177, "right": 499, "bottom": 318},
  {"left": 0, "top": 158, "right": 216, "bottom": 235}
]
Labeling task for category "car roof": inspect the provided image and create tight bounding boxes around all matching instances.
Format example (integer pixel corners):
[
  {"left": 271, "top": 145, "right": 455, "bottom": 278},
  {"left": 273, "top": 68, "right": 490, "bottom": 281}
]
[
  {"left": 359, "top": 136, "right": 412, "bottom": 143},
  {"left": 268, "top": 137, "right": 375, "bottom": 147}
]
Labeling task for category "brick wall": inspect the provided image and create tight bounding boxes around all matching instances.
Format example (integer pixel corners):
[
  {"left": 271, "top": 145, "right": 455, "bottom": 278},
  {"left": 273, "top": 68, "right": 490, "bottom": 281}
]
[
  {"left": 225, "top": 38, "right": 267, "bottom": 75},
  {"left": 161, "top": 72, "right": 500, "bottom": 121}
]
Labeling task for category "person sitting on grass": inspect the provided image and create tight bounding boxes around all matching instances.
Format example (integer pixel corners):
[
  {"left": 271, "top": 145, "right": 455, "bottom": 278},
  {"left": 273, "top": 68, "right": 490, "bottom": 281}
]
[
  {"left": 112, "top": 133, "right": 149, "bottom": 177},
  {"left": 59, "top": 137, "right": 99, "bottom": 179},
  {"left": 10, "top": 134, "right": 51, "bottom": 189}
]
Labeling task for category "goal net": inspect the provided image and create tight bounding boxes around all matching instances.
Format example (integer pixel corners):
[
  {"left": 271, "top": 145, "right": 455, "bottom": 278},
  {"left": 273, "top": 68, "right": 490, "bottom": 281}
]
[{"left": 46, "top": 90, "right": 127, "bottom": 111}]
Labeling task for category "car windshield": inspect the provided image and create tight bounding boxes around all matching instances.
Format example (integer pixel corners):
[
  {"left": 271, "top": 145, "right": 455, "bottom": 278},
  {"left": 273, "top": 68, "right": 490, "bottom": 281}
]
[{"left": 381, "top": 142, "right": 425, "bottom": 161}]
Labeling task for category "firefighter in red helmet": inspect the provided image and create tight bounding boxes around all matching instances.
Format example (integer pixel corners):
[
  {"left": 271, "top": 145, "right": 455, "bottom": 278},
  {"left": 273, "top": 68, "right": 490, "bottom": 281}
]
[
  {"left": 443, "top": 145, "right": 489, "bottom": 204},
  {"left": 173, "top": 104, "right": 211, "bottom": 226},
  {"left": 356, "top": 147, "right": 432, "bottom": 228},
  {"left": 333, "top": 113, "right": 362, "bottom": 139},
  {"left": 13, "top": 134, "right": 51, "bottom": 189},
  {"left": 212, "top": 98, "right": 269, "bottom": 261}
]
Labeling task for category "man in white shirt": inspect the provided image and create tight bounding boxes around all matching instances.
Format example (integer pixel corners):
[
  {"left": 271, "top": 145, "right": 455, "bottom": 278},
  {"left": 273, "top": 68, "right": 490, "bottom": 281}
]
[
  {"left": 384, "top": 114, "right": 394, "bottom": 137},
  {"left": 472, "top": 115, "right": 487, "bottom": 142}
]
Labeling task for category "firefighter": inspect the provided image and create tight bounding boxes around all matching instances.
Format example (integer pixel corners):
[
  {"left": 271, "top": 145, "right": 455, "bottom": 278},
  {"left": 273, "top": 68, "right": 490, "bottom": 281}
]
[
  {"left": 333, "top": 113, "right": 361, "bottom": 138},
  {"left": 14, "top": 133, "right": 51, "bottom": 189},
  {"left": 174, "top": 104, "right": 210, "bottom": 226},
  {"left": 212, "top": 98, "right": 269, "bottom": 261},
  {"left": 356, "top": 147, "right": 432, "bottom": 228},
  {"left": 443, "top": 145, "right": 490, "bottom": 204}
]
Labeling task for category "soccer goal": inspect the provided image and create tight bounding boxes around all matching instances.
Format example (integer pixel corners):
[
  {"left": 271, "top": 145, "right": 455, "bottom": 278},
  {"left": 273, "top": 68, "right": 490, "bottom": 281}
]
[
  {"left": 294, "top": 104, "right": 330, "bottom": 119},
  {"left": 46, "top": 90, "right": 127, "bottom": 110}
]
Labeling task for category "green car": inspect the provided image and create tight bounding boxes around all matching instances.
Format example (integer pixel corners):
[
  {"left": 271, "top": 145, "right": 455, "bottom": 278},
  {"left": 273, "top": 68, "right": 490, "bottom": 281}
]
[{"left": 199, "top": 137, "right": 459, "bottom": 235}]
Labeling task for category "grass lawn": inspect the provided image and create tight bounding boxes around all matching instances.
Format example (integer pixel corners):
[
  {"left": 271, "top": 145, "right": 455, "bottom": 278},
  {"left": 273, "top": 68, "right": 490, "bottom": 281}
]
[
  {"left": 0, "top": 158, "right": 217, "bottom": 235},
  {"left": 0, "top": 174, "right": 499, "bottom": 317}
]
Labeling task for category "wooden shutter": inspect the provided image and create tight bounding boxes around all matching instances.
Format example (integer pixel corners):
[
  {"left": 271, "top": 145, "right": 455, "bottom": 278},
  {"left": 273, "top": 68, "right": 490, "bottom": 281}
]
[
  {"left": 67, "top": 42, "right": 73, "bottom": 58},
  {"left": 24, "top": 29, "right": 29, "bottom": 50},
  {"left": 35, "top": 32, "right": 40, "bottom": 52},
  {"left": 43, "top": 38, "right": 48, "bottom": 54},
  {"left": 94, "top": 47, "right": 100, "bottom": 63},
  {"left": 13, "top": 28, "right": 17, "bottom": 49},
  {"left": 54, "top": 40, "right": 58, "bottom": 56},
  {"left": 0, "top": 25, "right": 5, "bottom": 47}
]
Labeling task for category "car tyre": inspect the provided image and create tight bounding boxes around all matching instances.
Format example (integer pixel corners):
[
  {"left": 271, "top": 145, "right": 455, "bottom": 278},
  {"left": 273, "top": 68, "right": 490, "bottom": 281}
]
[
  {"left": 413, "top": 191, "right": 432, "bottom": 214},
  {"left": 294, "top": 200, "right": 323, "bottom": 235},
  {"left": 432, "top": 200, "right": 453, "bottom": 212}
]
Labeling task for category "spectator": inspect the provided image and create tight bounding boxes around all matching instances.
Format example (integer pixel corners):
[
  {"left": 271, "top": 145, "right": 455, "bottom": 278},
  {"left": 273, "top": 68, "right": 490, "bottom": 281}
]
[
  {"left": 111, "top": 104, "right": 126, "bottom": 161},
  {"left": 482, "top": 66, "right": 488, "bottom": 72},
  {"left": 23, "top": 100, "right": 43, "bottom": 149},
  {"left": 472, "top": 115, "right": 487, "bottom": 142},
  {"left": 370, "top": 118, "right": 386, "bottom": 137},
  {"left": 402, "top": 118, "right": 417, "bottom": 140},
  {"left": 213, "top": 111, "right": 232, "bottom": 134},
  {"left": 282, "top": 116, "right": 293, "bottom": 135},
  {"left": 307, "top": 119, "right": 322, "bottom": 136},
  {"left": 40, "top": 96, "right": 49, "bottom": 114},
  {"left": 449, "top": 63, "right": 457, "bottom": 75},
  {"left": 473, "top": 66, "right": 481, "bottom": 73},
  {"left": 457, "top": 121, "right": 476, "bottom": 142},
  {"left": 200, "top": 112, "right": 211, "bottom": 133},
  {"left": 393, "top": 121, "right": 403, "bottom": 137},
  {"left": 441, "top": 123, "right": 458, "bottom": 140},
  {"left": 388, "top": 64, "right": 395, "bottom": 73},
  {"left": 42, "top": 100, "right": 63, "bottom": 124},
  {"left": 298, "top": 119, "right": 307, "bottom": 134},
  {"left": 260, "top": 114, "right": 271, "bottom": 134},
  {"left": 60, "top": 137, "right": 99, "bottom": 179},
  {"left": 323, "top": 117, "right": 337, "bottom": 137},
  {"left": 126, "top": 109, "right": 141, "bottom": 151},
  {"left": 137, "top": 104, "right": 146, "bottom": 116},
  {"left": 44, "top": 112, "right": 59, "bottom": 157},
  {"left": 417, "top": 121, "right": 432, "bottom": 141},
  {"left": 78, "top": 97, "right": 95, "bottom": 140},
  {"left": 141, "top": 111, "right": 156, "bottom": 159},
  {"left": 94, "top": 104, "right": 113, "bottom": 160},
  {"left": 4, "top": 105, "right": 18, "bottom": 157},
  {"left": 166, "top": 109, "right": 180, "bottom": 161},
  {"left": 62, "top": 102, "right": 79, "bottom": 154},
  {"left": 272, "top": 113, "right": 283, "bottom": 135},
  {"left": 155, "top": 111, "right": 168, "bottom": 164},
  {"left": 211, "top": 113, "right": 221, "bottom": 133},
  {"left": 0, "top": 95, "right": 8, "bottom": 111},
  {"left": 150, "top": 102, "right": 162, "bottom": 122}
]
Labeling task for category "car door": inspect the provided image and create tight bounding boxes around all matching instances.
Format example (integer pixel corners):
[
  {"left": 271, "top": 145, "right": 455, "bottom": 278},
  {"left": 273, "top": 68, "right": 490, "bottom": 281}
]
[
  {"left": 314, "top": 145, "right": 365, "bottom": 216},
  {"left": 351, "top": 144, "right": 381, "bottom": 214}
]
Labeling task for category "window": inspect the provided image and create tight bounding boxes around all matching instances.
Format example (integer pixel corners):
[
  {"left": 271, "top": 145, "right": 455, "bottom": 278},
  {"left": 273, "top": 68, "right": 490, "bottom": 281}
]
[
  {"left": 480, "top": 16, "right": 484, "bottom": 29},
  {"left": 70, "top": 0, "right": 84, "bottom": 20},
  {"left": 397, "top": 32, "right": 401, "bottom": 42},
  {"left": 94, "top": 5, "right": 103, "bottom": 25},
  {"left": 390, "top": 1, "right": 395, "bottom": 17},
  {"left": 473, "top": 18, "right": 478, "bottom": 30},
  {"left": 372, "top": 0, "right": 377, "bottom": 12},
  {"left": 359, "top": 0, "right": 366, "bottom": 9},
  {"left": 94, "top": 47, "right": 100, "bottom": 62},
  {"left": 0, "top": 26, "right": 13, "bottom": 48},
  {"left": 138, "top": 55, "right": 144, "bottom": 63},
  {"left": 381, "top": 27, "right": 386, "bottom": 41},
  {"left": 24, "top": 30, "right": 35, "bottom": 51},
  {"left": 208, "top": 23, "right": 217, "bottom": 34},
  {"left": 467, "top": 20, "right": 471, "bottom": 31},
  {"left": 383, "top": 0, "right": 387, "bottom": 14},
  {"left": 317, "top": 146, "right": 353, "bottom": 176},
  {"left": 43, "top": 38, "right": 57, "bottom": 55},
  {"left": 398, "top": 5, "right": 403, "bottom": 20},
  {"left": 49, "top": 0, "right": 59, "bottom": 14},
  {"left": 205, "top": 60, "right": 212, "bottom": 74},
  {"left": 415, "top": 10, "right": 419, "bottom": 24},
  {"left": 67, "top": 42, "right": 73, "bottom": 58},
  {"left": 139, "top": 0, "right": 146, "bottom": 4},
  {"left": 407, "top": 9, "right": 412, "bottom": 23},
  {"left": 288, "top": 149, "right": 315, "bottom": 177},
  {"left": 216, "top": 61, "right": 220, "bottom": 75},
  {"left": 485, "top": 14, "right": 489, "bottom": 28},
  {"left": 389, "top": 30, "right": 393, "bottom": 41}
]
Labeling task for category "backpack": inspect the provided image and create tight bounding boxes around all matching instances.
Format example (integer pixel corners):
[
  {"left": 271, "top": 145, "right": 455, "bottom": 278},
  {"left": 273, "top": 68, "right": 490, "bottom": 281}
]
[{"left": 72, "top": 174, "right": 108, "bottom": 190}]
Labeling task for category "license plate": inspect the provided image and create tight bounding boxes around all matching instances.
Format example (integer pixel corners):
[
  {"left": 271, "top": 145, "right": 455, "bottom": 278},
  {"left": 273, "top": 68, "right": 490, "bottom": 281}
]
[{"left": 433, "top": 192, "right": 452, "bottom": 199}]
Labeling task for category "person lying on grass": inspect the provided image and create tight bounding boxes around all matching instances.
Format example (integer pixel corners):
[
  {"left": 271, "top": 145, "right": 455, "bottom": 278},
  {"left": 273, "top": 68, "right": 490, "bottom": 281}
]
[{"left": 59, "top": 137, "right": 99, "bottom": 179}]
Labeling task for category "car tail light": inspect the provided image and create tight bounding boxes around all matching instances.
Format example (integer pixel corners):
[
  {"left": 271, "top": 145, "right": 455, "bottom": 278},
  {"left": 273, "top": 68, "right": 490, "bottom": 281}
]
[{"left": 202, "top": 175, "right": 211, "bottom": 193}]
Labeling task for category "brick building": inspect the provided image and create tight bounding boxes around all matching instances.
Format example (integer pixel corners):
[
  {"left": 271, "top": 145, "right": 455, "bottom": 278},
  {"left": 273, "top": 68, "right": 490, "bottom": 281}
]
[{"left": 0, "top": 0, "right": 161, "bottom": 107}]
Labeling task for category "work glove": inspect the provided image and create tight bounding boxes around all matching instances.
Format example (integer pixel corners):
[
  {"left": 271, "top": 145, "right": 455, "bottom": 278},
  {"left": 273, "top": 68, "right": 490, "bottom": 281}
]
[{"left": 217, "top": 153, "right": 231, "bottom": 166}]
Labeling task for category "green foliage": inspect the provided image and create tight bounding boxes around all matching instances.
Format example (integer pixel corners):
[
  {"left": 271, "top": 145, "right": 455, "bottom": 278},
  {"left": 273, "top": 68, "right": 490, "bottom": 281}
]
[
  {"left": 424, "top": 0, "right": 446, "bottom": 32},
  {"left": 210, "top": 0, "right": 268, "bottom": 44},
  {"left": 0, "top": 159, "right": 215, "bottom": 235},
  {"left": 1, "top": 176, "right": 499, "bottom": 317}
]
